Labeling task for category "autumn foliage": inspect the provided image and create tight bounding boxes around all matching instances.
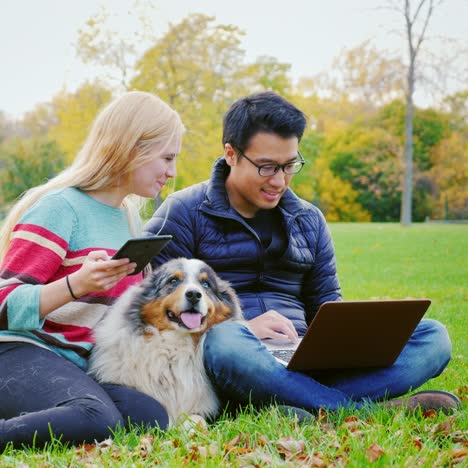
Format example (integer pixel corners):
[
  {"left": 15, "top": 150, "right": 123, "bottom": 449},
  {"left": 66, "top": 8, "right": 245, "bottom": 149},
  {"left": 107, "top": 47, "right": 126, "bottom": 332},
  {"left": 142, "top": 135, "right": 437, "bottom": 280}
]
[{"left": 0, "top": 14, "right": 466, "bottom": 222}]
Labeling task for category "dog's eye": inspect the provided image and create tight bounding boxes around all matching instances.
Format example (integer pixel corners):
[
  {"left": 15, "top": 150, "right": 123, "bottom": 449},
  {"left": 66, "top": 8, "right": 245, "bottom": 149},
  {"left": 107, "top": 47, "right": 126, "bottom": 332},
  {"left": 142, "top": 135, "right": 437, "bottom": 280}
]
[
  {"left": 168, "top": 277, "right": 179, "bottom": 285},
  {"left": 201, "top": 280, "right": 210, "bottom": 289}
]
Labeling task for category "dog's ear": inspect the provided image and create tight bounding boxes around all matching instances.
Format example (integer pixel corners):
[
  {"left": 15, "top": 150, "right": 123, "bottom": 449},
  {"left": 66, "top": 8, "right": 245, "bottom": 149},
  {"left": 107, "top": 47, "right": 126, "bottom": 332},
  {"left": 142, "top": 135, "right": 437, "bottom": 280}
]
[{"left": 214, "top": 276, "right": 243, "bottom": 320}]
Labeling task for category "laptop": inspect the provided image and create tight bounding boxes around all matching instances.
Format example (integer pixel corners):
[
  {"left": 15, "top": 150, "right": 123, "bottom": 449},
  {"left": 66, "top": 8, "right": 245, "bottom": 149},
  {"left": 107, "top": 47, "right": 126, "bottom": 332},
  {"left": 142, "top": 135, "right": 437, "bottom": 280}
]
[{"left": 263, "top": 299, "right": 431, "bottom": 371}]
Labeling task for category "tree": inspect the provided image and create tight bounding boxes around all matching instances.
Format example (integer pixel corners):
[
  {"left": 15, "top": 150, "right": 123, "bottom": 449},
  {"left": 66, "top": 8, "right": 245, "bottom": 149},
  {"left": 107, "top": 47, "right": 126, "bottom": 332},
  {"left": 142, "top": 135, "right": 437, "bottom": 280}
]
[
  {"left": 130, "top": 13, "right": 292, "bottom": 188},
  {"left": 383, "top": 0, "right": 443, "bottom": 225},
  {"left": 0, "top": 112, "right": 17, "bottom": 143},
  {"left": 22, "top": 102, "right": 58, "bottom": 137},
  {"left": 327, "top": 40, "right": 404, "bottom": 107},
  {"left": 48, "top": 82, "right": 112, "bottom": 162},
  {"left": 325, "top": 124, "right": 403, "bottom": 221},
  {"left": 0, "top": 138, "right": 66, "bottom": 203},
  {"left": 428, "top": 129, "right": 467, "bottom": 220},
  {"left": 291, "top": 130, "right": 371, "bottom": 222}
]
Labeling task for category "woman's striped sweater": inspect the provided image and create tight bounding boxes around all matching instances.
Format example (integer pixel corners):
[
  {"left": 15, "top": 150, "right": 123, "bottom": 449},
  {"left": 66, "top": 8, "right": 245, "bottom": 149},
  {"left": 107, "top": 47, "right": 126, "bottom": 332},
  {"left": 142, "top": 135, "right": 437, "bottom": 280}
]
[{"left": 0, "top": 188, "right": 143, "bottom": 370}]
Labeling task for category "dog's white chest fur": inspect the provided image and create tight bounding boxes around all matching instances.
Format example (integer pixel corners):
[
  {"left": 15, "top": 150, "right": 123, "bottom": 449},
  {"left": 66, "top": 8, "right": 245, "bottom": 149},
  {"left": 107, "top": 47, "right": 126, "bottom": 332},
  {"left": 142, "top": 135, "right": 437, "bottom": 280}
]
[{"left": 89, "top": 311, "right": 218, "bottom": 424}]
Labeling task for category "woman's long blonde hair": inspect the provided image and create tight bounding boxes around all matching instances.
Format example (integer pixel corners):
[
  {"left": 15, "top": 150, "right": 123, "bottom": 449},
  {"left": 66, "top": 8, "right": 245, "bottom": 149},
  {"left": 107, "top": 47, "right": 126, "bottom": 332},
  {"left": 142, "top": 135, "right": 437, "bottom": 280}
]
[{"left": 0, "top": 91, "right": 184, "bottom": 262}]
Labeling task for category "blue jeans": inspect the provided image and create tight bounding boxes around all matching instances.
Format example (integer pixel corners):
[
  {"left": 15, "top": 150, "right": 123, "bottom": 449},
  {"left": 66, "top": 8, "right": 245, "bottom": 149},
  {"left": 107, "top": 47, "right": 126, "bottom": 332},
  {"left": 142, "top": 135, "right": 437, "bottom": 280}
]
[
  {"left": 203, "top": 319, "right": 452, "bottom": 412},
  {"left": 0, "top": 342, "right": 168, "bottom": 450}
]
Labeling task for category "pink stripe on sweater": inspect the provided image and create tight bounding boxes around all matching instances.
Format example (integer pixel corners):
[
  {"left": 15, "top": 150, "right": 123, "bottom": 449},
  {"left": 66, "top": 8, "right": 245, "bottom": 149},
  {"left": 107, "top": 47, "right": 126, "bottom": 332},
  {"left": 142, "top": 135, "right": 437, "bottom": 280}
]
[{"left": 42, "top": 320, "right": 94, "bottom": 344}]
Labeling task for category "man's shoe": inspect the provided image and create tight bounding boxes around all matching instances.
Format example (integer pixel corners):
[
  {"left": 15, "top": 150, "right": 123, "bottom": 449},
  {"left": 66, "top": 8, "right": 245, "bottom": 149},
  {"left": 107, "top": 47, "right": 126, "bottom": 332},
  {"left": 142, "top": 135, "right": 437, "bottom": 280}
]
[
  {"left": 276, "top": 405, "right": 314, "bottom": 423},
  {"left": 382, "top": 390, "right": 461, "bottom": 414}
]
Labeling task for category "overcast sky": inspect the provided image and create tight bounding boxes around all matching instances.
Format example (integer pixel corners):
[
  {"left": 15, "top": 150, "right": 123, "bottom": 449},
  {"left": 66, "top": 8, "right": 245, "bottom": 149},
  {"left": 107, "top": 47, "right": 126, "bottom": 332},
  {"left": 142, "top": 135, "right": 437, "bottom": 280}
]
[{"left": 1, "top": 0, "right": 466, "bottom": 119}]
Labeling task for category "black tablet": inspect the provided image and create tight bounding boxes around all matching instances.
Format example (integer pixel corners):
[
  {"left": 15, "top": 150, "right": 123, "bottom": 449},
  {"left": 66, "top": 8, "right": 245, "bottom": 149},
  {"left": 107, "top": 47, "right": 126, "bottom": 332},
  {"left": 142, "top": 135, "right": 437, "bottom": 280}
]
[{"left": 112, "top": 235, "right": 173, "bottom": 275}]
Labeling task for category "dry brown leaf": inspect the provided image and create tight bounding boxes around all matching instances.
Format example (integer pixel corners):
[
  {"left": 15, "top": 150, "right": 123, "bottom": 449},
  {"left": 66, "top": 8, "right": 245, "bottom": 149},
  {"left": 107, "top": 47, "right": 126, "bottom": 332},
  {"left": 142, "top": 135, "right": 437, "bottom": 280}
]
[
  {"left": 76, "top": 443, "right": 96, "bottom": 453},
  {"left": 276, "top": 436, "right": 305, "bottom": 456},
  {"left": 95, "top": 438, "right": 114, "bottom": 449},
  {"left": 344, "top": 415, "right": 359, "bottom": 423},
  {"left": 226, "top": 432, "right": 243, "bottom": 447},
  {"left": 456, "top": 385, "right": 467, "bottom": 396},
  {"left": 306, "top": 454, "right": 328, "bottom": 467},
  {"left": 430, "top": 415, "right": 455, "bottom": 438},
  {"left": 342, "top": 421, "right": 361, "bottom": 432},
  {"left": 226, "top": 446, "right": 253, "bottom": 455},
  {"left": 413, "top": 437, "right": 423, "bottom": 450},
  {"left": 321, "top": 422, "right": 335, "bottom": 431},
  {"left": 451, "top": 430, "right": 468, "bottom": 445},
  {"left": 136, "top": 434, "right": 154, "bottom": 455},
  {"left": 449, "top": 447, "right": 468, "bottom": 464},
  {"left": 257, "top": 434, "right": 270, "bottom": 446},
  {"left": 317, "top": 407, "right": 328, "bottom": 422},
  {"left": 422, "top": 408, "right": 437, "bottom": 418},
  {"left": 366, "top": 443, "right": 385, "bottom": 462},
  {"left": 237, "top": 449, "right": 273, "bottom": 465}
]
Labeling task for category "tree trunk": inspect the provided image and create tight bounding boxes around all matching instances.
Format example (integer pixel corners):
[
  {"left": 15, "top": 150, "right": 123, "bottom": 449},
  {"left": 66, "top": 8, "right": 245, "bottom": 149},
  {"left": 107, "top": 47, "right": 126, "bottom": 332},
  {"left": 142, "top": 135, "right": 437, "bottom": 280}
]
[{"left": 400, "top": 60, "right": 414, "bottom": 225}]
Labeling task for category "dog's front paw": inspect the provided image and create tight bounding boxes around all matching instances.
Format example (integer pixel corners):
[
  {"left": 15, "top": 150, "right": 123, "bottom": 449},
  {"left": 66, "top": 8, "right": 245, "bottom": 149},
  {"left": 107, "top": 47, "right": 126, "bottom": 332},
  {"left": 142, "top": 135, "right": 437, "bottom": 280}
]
[{"left": 176, "top": 413, "right": 208, "bottom": 433}]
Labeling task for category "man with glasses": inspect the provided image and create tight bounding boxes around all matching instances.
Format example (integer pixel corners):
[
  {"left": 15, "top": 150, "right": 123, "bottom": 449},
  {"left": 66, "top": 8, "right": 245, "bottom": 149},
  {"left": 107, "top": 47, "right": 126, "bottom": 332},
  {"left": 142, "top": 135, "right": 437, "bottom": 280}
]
[{"left": 145, "top": 91, "right": 457, "bottom": 418}]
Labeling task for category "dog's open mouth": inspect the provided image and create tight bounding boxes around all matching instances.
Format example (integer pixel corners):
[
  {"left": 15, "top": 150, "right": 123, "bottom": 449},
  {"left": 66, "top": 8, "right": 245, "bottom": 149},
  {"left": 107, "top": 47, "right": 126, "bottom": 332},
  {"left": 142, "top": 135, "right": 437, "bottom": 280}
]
[{"left": 167, "top": 310, "right": 205, "bottom": 329}]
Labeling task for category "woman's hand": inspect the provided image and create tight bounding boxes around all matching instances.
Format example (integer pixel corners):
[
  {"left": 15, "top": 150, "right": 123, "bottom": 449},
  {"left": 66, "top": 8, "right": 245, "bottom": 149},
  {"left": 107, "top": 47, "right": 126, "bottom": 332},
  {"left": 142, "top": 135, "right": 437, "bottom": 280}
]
[
  {"left": 247, "top": 309, "right": 298, "bottom": 342},
  {"left": 68, "top": 250, "right": 137, "bottom": 297}
]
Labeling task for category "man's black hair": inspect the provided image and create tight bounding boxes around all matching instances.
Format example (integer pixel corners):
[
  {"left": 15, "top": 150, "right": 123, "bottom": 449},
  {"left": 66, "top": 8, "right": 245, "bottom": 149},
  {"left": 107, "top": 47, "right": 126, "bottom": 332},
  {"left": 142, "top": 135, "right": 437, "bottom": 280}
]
[{"left": 222, "top": 91, "right": 307, "bottom": 152}]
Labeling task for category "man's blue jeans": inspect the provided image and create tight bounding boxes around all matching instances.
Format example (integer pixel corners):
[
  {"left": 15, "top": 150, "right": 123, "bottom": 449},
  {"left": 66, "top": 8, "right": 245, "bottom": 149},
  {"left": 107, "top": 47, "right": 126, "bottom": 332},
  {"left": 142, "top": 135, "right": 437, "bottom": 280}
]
[{"left": 203, "top": 319, "right": 452, "bottom": 411}]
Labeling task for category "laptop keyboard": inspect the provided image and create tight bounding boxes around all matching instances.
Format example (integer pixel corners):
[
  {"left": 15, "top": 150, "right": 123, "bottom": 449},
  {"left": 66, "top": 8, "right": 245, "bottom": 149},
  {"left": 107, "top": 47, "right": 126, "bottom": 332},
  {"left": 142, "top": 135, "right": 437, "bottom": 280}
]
[{"left": 270, "top": 349, "right": 295, "bottom": 363}]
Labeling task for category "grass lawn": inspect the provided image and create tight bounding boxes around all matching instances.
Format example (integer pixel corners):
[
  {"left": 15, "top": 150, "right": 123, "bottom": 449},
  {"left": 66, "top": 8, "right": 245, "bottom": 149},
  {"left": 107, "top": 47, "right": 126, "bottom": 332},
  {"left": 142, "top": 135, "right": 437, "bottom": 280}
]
[{"left": 2, "top": 223, "right": 467, "bottom": 466}]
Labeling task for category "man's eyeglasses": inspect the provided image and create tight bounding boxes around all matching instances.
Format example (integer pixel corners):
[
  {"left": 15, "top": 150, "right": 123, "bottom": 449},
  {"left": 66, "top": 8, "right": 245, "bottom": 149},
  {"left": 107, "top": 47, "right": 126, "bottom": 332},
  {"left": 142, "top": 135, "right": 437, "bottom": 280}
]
[{"left": 234, "top": 146, "right": 305, "bottom": 177}]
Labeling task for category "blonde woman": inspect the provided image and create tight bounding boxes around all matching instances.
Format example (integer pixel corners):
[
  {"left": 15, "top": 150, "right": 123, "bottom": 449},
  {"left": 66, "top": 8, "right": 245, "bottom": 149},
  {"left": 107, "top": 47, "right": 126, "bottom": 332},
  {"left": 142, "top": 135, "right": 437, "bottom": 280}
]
[{"left": 0, "top": 91, "right": 184, "bottom": 450}]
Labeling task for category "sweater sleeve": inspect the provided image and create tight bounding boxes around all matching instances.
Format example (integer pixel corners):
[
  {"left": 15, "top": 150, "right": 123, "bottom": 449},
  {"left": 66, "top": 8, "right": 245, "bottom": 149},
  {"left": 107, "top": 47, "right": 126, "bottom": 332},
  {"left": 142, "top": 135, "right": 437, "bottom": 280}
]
[{"left": 0, "top": 194, "right": 75, "bottom": 330}]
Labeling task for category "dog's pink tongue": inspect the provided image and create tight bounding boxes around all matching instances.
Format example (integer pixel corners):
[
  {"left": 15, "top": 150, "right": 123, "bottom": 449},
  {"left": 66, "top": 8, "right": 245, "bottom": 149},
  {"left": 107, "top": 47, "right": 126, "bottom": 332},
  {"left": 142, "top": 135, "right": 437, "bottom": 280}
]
[{"left": 180, "top": 312, "right": 202, "bottom": 329}]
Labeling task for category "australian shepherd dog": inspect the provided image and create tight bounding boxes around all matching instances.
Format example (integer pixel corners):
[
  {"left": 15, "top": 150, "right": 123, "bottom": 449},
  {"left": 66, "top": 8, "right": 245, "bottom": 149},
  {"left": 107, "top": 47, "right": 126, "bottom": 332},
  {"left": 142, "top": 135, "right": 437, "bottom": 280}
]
[{"left": 88, "top": 258, "right": 243, "bottom": 424}]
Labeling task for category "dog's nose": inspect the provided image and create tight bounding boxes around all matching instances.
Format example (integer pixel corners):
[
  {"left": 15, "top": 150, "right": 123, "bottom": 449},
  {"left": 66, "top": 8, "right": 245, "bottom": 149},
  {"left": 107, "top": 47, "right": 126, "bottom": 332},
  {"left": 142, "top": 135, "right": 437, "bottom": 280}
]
[{"left": 185, "top": 289, "right": 202, "bottom": 305}]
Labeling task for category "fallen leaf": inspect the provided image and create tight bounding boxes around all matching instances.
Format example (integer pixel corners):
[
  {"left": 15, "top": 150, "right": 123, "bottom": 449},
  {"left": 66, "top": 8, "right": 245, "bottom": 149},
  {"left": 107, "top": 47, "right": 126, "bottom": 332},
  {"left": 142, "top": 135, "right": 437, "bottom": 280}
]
[
  {"left": 456, "top": 385, "right": 468, "bottom": 402},
  {"left": 341, "top": 416, "right": 369, "bottom": 433},
  {"left": 451, "top": 430, "right": 468, "bottom": 445},
  {"left": 237, "top": 449, "right": 273, "bottom": 465},
  {"left": 344, "top": 415, "right": 359, "bottom": 423},
  {"left": 449, "top": 447, "right": 468, "bottom": 464},
  {"left": 317, "top": 407, "right": 328, "bottom": 423},
  {"left": 276, "top": 436, "right": 305, "bottom": 457},
  {"left": 136, "top": 434, "right": 154, "bottom": 455},
  {"left": 366, "top": 443, "right": 385, "bottom": 462},
  {"left": 422, "top": 409, "right": 437, "bottom": 418},
  {"left": 76, "top": 443, "right": 96, "bottom": 453},
  {"left": 430, "top": 416, "right": 455, "bottom": 438},
  {"left": 413, "top": 437, "right": 423, "bottom": 450},
  {"left": 226, "top": 432, "right": 243, "bottom": 447},
  {"left": 257, "top": 434, "right": 270, "bottom": 446},
  {"left": 223, "top": 432, "right": 252, "bottom": 455},
  {"left": 306, "top": 454, "right": 328, "bottom": 467},
  {"left": 96, "top": 438, "right": 114, "bottom": 449}
]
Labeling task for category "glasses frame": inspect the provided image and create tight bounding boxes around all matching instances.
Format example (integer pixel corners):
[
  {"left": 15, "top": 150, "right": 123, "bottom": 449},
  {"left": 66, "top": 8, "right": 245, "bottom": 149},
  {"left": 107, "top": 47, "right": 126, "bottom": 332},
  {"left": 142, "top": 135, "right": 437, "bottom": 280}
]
[{"left": 233, "top": 146, "right": 305, "bottom": 177}]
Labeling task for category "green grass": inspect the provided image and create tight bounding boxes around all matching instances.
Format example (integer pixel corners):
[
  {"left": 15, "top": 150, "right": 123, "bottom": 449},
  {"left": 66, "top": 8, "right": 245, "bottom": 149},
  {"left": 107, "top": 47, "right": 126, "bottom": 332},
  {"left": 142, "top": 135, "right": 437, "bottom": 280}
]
[{"left": 2, "top": 223, "right": 467, "bottom": 466}]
